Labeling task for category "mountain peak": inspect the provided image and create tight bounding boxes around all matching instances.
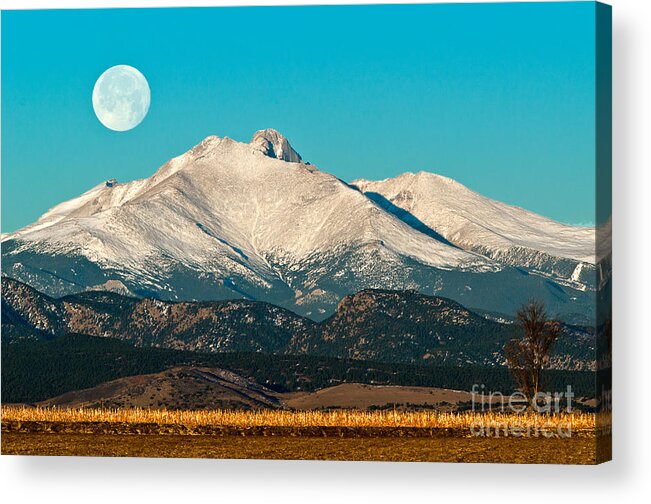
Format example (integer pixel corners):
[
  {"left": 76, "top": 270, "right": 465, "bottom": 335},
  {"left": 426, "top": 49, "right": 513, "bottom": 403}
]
[{"left": 250, "top": 129, "right": 303, "bottom": 163}]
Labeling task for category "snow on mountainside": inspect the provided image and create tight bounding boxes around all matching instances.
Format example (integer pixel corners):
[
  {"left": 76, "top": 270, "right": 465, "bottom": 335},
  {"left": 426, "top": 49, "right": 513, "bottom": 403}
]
[
  {"left": 353, "top": 172, "right": 597, "bottom": 290},
  {"left": 3, "top": 131, "right": 490, "bottom": 270},
  {"left": 1, "top": 129, "right": 599, "bottom": 322}
]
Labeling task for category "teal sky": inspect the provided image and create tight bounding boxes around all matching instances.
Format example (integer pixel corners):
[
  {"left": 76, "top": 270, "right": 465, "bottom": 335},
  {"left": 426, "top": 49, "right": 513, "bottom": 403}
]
[{"left": 2, "top": 3, "right": 598, "bottom": 232}]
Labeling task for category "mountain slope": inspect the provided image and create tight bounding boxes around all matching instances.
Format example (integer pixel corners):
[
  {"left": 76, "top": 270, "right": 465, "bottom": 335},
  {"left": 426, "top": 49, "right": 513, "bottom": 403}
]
[
  {"left": 289, "top": 289, "right": 594, "bottom": 369},
  {"left": 37, "top": 366, "right": 284, "bottom": 410},
  {"left": 0, "top": 278, "right": 311, "bottom": 353},
  {"left": 353, "top": 172, "right": 597, "bottom": 290}
]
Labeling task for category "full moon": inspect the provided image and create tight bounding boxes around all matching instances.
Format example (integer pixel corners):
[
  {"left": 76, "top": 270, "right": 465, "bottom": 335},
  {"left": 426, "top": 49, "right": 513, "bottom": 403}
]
[{"left": 92, "top": 65, "right": 150, "bottom": 131}]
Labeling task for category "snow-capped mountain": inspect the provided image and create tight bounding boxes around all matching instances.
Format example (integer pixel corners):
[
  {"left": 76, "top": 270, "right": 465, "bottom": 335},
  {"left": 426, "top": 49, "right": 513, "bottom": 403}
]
[
  {"left": 1, "top": 129, "right": 599, "bottom": 322},
  {"left": 353, "top": 172, "right": 598, "bottom": 291}
]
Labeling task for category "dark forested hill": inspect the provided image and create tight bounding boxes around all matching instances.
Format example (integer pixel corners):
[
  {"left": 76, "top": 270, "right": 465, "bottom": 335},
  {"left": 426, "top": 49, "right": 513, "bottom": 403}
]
[
  {"left": 1, "top": 277, "right": 594, "bottom": 369},
  {"left": 1, "top": 333, "right": 599, "bottom": 404}
]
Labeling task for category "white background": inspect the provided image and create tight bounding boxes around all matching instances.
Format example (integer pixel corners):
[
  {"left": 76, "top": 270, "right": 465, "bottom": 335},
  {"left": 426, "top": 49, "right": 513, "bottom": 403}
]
[{"left": 0, "top": 0, "right": 649, "bottom": 502}]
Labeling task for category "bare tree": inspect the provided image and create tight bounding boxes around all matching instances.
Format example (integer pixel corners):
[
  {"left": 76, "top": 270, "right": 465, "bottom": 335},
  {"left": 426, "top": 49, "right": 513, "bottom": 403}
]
[{"left": 504, "top": 300, "right": 561, "bottom": 411}]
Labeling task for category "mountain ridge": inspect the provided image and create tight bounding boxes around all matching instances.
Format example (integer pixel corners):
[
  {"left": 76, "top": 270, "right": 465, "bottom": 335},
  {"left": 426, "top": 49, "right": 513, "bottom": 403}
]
[
  {"left": 353, "top": 171, "right": 597, "bottom": 288},
  {"left": 1, "top": 277, "right": 595, "bottom": 370}
]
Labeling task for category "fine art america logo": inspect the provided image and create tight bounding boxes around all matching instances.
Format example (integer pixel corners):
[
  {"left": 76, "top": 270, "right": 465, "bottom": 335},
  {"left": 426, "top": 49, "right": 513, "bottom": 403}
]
[{"left": 469, "top": 384, "right": 576, "bottom": 438}]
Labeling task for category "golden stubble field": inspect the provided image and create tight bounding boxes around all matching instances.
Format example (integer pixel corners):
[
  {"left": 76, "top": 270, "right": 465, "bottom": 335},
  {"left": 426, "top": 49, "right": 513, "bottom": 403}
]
[{"left": 1, "top": 406, "right": 611, "bottom": 464}]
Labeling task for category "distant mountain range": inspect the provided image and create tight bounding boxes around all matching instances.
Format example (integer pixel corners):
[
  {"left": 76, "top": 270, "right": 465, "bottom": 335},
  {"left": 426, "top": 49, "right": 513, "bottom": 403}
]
[
  {"left": 1, "top": 277, "right": 595, "bottom": 370},
  {"left": 1, "top": 129, "right": 605, "bottom": 323}
]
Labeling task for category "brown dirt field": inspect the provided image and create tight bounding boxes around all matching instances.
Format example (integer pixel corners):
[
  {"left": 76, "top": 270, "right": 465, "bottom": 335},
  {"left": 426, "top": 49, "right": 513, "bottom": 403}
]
[
  {"left": 283, "top": 383, "right": 475, "bottom": 410},
  {"left": 1, "top": 431, "right": 610, "bottom": 463}
]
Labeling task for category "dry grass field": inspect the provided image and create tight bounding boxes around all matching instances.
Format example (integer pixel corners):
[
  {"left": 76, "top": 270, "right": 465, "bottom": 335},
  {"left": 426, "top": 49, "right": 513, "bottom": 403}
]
[
  {"left": 2, "top": 405, "right": 598, "bottom": 430},
  {"left": 1, "top": 406, "right": 610, "bottom": 463}
]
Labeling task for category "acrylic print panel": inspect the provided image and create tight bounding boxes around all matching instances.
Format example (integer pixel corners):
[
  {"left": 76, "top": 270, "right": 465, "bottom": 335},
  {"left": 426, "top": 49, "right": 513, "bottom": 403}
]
[{"left": 0, "top": 2, "right": 612, "bottom": 464}]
